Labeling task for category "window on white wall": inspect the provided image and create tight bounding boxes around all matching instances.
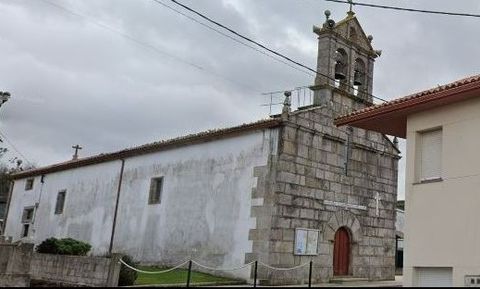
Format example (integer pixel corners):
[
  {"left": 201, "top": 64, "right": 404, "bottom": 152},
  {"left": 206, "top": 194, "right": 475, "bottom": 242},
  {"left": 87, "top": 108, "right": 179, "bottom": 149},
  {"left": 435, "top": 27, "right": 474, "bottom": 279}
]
[
  {"left": 418, "top": 128, "right": 442, "bottom": 181},
  {"left": 25, "top": 178, "right": 34, "bottom": 191},
  {"left": 148, "top": 177, "right": 163, "bottom": 205},
  {"left": 55, "top": 190, "right": 66, "bottom": 215},
  {"left": 21, "top": 207, "right": 35, "bottom": 238}
]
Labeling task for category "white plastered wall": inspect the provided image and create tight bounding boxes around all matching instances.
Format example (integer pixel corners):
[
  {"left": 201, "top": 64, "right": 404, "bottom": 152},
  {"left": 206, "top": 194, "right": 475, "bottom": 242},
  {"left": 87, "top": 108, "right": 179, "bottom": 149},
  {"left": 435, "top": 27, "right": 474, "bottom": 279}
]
[
  {"left": 4, "top": 128, "right": 279, "bottom": 281},
  {"left": 404, "top": 96, "right": 480, "bottom": 287}
]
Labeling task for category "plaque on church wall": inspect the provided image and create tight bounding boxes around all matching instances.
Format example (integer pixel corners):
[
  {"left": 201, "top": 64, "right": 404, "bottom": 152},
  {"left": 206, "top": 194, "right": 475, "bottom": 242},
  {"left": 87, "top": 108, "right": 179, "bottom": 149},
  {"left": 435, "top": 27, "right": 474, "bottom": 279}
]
[{"left": 294, "top": 228, "right": 319, "bottom": 255}]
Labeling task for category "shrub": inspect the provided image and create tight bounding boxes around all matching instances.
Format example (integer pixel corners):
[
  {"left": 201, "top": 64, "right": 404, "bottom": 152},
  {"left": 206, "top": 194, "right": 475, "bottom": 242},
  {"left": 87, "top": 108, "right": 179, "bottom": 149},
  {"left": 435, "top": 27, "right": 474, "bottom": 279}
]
[
  {"left": 118, "top": 254, "right": 138, "bottom": 286},
  {"left": 36, "top": 237, "right": 91, "bottom": 256},
  {"left": 36, "top": 237, "right": 59, "bottom": 254}
]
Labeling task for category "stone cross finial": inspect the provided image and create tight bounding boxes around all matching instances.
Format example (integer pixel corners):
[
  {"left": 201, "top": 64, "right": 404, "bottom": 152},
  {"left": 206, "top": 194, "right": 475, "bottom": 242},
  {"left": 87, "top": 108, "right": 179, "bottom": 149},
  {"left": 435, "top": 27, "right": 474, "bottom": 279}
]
[
  {"left": 347, "top": 0, "right": 355, "bottom": 16},
  {"left": 72, "top": 144, "right": 82, "bottom": 160},
  {"left": 325, "top": 10, "right": 331, "bottom": 21},
  {"left": 282, "top": 91, "right": 292, "bottom": 116}
]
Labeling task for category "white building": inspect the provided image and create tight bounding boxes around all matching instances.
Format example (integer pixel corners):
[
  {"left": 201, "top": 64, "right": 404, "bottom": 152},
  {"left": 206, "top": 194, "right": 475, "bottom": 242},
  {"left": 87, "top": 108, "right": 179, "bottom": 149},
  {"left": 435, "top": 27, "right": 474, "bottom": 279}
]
[{"left": 336, "top": 74, "right": 480, "bottom": 287}]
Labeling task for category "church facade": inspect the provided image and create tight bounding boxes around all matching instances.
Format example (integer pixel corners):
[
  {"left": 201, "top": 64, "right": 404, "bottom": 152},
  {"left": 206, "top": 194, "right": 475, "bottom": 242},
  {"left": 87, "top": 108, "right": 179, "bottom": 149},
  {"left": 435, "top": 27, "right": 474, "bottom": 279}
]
[{"left": 3, "top": 11, "right": 399, "bottom": 284}]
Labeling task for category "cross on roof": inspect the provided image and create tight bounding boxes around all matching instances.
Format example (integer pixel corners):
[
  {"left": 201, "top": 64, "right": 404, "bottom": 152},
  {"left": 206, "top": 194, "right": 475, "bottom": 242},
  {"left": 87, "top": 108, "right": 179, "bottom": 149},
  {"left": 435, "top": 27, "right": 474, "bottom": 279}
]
[
  {"left": 72, "top": 144, "right": 82, "bottom": 160},
  {"left": 348, "top": 0, "right": 355, "bottom": 16}
]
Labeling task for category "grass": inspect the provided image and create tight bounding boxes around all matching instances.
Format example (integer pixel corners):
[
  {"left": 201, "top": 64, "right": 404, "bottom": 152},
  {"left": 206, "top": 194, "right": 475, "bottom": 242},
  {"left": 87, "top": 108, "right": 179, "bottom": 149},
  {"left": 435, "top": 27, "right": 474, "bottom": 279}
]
[{"left": 135, "top": 265, "right": 239, "bottom": 285}]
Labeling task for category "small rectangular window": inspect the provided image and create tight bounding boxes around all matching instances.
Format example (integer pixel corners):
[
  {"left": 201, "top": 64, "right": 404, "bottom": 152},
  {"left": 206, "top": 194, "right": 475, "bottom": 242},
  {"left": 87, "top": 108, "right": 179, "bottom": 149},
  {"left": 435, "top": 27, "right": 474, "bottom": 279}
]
[
  {"left": 21, "top": 207, "right": 35, "bottom": 238},
  {"left": 22, "top": 207, "right": 35, "bottom": 223},
  {"left": 148, "top": 177, "right": 163, "bottom": 205},
  {"left": 55, "top": 191, "right": 66, "bottom": 214},
  {"left": 0, "top": 203, "right": 5, "bottom": 218},
  {"left": 22, "top": 224, "right": 30, "bottom": 238},
  {"left": 25, "top": 178, "right": 34, "bottom": 191},
  {"left": 418, "top": 129, "right": 442, "bottom": 181}
]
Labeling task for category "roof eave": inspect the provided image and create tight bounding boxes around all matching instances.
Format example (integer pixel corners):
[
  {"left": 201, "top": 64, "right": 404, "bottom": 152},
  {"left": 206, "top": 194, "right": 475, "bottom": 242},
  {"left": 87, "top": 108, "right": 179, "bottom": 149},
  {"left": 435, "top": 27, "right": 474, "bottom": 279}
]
[
  {"left": 335, "top": 79, "right": 480, "bottom": 138},
  {"left": 10, "top": 118, "right": 283, "bottom": 180}
]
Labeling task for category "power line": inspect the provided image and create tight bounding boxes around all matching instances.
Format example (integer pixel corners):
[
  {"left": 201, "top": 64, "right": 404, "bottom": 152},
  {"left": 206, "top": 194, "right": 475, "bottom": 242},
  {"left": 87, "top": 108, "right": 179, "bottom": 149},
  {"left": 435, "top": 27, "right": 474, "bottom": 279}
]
[
  {"left": 38, "top": 0, "right": 258, "bottom": 93},
  {"left": 151, "top": 0, "right": 316, "bottom": 77},
  {"left": 325, "top": 0, "right": 480, "bottom": 18},
  {"left": 162, "top": 0, "right": 387, "bottom": 102},
  {"left": 0, "top": 130, "right": 32, "bottom": 165}
]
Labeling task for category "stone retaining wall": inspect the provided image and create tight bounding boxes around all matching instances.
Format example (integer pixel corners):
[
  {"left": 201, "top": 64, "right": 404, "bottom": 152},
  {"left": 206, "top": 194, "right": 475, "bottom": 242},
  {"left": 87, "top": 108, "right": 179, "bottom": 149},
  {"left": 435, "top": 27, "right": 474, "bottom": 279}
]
[
  {"left": 31, "top": 253, "right": 121, "bottom": 287},
  {"left": 0, "top": 273, "right": 30, "bottom": 287},
  {"left": 0, "top": 241, "right": 121, "bottom": 287}
]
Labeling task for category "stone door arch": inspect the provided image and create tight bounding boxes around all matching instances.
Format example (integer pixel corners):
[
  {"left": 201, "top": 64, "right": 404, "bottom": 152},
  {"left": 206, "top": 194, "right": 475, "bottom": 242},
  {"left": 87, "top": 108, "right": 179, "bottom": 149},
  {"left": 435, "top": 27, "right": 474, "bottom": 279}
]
[
  {"left": 323, "top": 210, "right": 363, "bottom": 278},
  {"left": 324, "top": 210, "right": 362, "bottom": 242}
]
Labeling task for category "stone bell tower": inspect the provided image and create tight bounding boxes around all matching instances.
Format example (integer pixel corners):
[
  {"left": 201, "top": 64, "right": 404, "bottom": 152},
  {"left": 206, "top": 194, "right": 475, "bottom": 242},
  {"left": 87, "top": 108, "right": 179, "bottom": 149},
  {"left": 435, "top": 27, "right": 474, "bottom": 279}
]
[{"left": 311, "top": 9, "right": 381, "bottom": 108}]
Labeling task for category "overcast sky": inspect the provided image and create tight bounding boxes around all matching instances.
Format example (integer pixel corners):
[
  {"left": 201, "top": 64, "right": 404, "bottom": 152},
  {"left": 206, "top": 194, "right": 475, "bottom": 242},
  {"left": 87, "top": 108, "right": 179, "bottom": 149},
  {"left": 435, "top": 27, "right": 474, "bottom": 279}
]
[{"left": 1, "top": 0, "right": 480, "bottom": 199}]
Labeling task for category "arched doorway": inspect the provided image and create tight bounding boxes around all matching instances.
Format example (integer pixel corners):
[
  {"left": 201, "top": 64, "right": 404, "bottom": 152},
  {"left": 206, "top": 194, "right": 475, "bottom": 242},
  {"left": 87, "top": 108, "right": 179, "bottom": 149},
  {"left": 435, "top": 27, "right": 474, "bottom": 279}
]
[{"left": 333, "top": 227, "right": 350, "bottom": 276}]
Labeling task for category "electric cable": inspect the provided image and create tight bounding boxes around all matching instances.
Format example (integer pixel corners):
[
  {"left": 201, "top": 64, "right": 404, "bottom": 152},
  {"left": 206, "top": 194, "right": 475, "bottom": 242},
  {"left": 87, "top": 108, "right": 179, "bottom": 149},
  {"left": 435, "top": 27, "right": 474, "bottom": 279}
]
[
  {"left": 38, "top": 0, "right": 259, "bottom": 93},
  {"left": 152, "top": 0, "right": 315, "bottom": 77},
  {"left": 160, "top": 0, "right": 388, "bottom": 102},
  {"left": 325, "top": 0, "right": 480, "bottom": 18}
]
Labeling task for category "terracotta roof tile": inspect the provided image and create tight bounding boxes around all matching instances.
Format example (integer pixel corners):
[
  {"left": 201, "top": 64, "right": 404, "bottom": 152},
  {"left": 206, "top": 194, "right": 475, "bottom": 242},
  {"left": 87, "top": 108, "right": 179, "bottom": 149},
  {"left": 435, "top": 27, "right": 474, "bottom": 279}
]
[
  {"left": 11, "top": 118, "right": 282, "bottom": 179},
  {"left": 336, "top": 74, "right": 480, "bottom": 121}
]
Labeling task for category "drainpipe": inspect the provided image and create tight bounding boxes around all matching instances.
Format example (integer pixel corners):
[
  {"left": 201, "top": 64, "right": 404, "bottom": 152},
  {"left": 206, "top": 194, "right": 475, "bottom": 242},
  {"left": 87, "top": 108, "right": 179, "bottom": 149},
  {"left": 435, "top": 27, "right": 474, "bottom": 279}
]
[
  {"left": 2, "top": 180, "right": 14, "bottom": 236},
  {"left": 109, "top": 159, "right": 125, "bottom": 255}
]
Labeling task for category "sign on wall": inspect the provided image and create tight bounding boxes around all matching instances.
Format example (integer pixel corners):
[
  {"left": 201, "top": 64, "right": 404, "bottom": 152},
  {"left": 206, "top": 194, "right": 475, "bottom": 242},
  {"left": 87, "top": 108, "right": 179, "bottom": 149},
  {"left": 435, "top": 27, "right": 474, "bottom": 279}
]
[{"left": 294, "top": 228, "right": 319, "bottom": 255}]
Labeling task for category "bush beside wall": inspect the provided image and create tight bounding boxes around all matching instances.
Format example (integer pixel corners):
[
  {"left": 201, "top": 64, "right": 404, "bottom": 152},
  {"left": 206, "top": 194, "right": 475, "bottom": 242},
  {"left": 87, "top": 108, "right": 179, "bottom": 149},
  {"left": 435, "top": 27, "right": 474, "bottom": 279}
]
[{"left": 36, "top": 237, "right": 91, "bottom": 256}]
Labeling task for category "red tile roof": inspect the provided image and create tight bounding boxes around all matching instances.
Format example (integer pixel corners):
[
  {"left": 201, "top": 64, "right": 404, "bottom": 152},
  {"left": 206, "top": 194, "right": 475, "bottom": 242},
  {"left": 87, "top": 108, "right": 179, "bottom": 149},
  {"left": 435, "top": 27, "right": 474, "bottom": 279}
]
[
  {"left": 335, "top": 74, "right": 480, "bottom": 137},
  {"left": 11, "top": 118, "right": 282, "bottom": 180}
]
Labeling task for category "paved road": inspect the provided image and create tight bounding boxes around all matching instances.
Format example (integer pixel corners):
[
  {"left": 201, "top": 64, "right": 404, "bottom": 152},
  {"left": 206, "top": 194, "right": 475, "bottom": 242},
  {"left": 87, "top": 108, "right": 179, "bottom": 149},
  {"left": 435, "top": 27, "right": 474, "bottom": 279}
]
[{"left": 223, "top": 276, "right": 403, "bottom": 288}]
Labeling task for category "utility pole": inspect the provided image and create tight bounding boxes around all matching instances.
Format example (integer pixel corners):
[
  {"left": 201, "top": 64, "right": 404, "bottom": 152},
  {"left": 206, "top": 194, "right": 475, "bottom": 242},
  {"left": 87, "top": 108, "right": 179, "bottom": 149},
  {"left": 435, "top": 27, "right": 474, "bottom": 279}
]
[{"left": 0, "top": 91, "right": 10, "bottom": 234}]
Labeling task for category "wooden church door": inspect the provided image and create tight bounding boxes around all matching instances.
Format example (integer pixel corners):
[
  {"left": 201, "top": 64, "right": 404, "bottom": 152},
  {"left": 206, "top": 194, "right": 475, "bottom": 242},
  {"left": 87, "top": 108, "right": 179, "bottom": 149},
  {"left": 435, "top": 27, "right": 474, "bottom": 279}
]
[{"left": 333, "top": 227, "right": 350, "bottom": 276}]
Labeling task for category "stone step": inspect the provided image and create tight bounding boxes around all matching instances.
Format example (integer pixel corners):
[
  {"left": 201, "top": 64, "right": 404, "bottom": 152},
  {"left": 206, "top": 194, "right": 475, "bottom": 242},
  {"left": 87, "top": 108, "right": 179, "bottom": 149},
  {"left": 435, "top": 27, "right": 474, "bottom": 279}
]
[{"left": 329, "top": 277, "right": 369, "bottom": 284}]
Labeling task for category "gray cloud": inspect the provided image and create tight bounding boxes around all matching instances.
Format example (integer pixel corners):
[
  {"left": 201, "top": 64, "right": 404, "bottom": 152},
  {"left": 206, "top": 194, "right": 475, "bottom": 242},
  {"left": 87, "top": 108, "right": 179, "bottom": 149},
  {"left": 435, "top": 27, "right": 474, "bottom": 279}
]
[{"left": 1, "top": 0, "right": 480, "bottom": 199}]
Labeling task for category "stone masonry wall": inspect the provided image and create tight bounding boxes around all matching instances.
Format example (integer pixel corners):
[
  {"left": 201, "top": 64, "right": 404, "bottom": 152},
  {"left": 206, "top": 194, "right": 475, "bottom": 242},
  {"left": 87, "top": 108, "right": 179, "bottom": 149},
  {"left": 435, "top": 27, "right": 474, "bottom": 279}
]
[
  {"left": 30, "top": 253, "right": 121, "bottom": 287},
  {"left": 0, "top": 241, "right": 121, "bottom": 287},
  {"left": 256, "top": 90, "right": 399, "bottom": 285}
]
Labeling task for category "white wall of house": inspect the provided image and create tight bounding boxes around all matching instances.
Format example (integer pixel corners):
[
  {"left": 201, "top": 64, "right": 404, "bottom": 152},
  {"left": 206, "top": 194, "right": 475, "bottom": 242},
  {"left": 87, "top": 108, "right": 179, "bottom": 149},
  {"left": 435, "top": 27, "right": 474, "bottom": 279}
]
[
  {"left": 404, "top": 96, "right": 480, "bottom": 287},
  {"left": 4, "top": 128, "right": 279, "bottom": 280}
]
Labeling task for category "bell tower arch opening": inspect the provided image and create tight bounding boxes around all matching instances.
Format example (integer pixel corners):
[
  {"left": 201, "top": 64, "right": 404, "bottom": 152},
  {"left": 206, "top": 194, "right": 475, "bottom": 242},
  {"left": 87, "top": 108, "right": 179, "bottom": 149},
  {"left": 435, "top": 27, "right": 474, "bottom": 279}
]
[
  {"left": 334, "top": 48, "right": 348, "bottom": 89},
  {"left": 353, "top": 58, "right": 366, "bottom": 96}
]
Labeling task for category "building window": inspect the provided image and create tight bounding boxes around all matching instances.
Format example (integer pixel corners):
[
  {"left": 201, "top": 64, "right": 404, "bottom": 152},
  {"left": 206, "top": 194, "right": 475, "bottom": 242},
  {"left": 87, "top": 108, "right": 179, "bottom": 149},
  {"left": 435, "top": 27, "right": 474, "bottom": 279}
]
[
  {"left": 417, "top": 128, "right": 442, "bottom": 182},
  {"left": 22, "top": 224, "right": 30, "bottom": 238},
  {"left": 22, "top": 207, "right": 34, "bottom": 223},
  {"left": 0, "top": 203, "right": 5, "bottom": 219},
  {"left": 25, "top": 178, "right": 34, "bottom": 191},
  {"left": 55, "top": 190, "right": 66, "bottom": 215},
  {"left": 21, "top": 207, "right": 35, "bottom": 238},
  {"left": 148, "top": 177, "right": 164, "bottom": 205}
]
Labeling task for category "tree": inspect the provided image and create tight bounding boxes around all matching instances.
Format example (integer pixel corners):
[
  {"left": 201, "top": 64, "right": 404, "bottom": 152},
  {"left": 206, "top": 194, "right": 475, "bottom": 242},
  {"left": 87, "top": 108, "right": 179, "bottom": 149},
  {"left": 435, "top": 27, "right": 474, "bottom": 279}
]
[{"left": 0, "top": 150, "right": 36, "bottom": 219}]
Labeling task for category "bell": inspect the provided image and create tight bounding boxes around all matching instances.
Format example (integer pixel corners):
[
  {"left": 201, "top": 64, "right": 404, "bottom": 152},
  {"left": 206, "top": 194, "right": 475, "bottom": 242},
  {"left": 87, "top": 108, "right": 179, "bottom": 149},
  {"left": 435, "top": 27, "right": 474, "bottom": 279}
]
[
  {"left": 334, "top": 62, "right": 346, "bottom": 80},
  {"left": 353, "top": 70, "right": 363, "bottom": 86}
]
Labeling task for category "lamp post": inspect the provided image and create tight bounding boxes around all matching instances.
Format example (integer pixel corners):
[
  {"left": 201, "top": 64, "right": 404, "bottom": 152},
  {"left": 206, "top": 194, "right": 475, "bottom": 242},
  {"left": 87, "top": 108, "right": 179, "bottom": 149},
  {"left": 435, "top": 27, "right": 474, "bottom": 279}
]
[{"left": 0, "top": 91, "right": 10, "bottom": 108}]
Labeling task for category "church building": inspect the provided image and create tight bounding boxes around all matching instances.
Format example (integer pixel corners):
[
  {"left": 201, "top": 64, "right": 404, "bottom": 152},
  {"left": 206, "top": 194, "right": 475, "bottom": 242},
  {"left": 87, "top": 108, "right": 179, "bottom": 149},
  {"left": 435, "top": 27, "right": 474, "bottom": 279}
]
[{"left": 3, "top": 10, "right": 399, "bottom": 284}]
